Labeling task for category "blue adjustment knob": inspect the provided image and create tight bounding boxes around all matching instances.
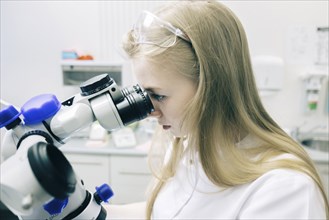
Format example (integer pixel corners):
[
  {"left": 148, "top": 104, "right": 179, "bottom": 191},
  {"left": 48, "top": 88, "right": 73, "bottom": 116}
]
[
  {"left": 0, "top": 105, "right": 21, "bottom": 129},
  {"left": 43, "top": 198, "right": 68, "bottom": 216},
  {"left": 94, "top": 184, "right": 114, "bottom": 204},
  {"left": 21, "top": 94, "right": 61, "bottom": 125}
]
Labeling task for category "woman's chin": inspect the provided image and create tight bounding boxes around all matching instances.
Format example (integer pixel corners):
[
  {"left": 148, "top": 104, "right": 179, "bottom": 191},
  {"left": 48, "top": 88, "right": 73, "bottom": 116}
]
[{"left": 166, "top": 127, "right": 185, "bottom": 138}]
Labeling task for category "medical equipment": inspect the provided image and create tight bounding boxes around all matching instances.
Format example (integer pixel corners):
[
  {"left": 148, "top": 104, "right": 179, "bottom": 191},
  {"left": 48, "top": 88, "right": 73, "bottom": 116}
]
[{"left": 0, "top": 74, "right": 154, "bottom": 219}]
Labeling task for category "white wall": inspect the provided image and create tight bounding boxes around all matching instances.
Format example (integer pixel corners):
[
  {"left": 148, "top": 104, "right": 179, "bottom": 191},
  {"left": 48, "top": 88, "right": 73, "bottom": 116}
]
[
  {"left": 0, "top": 1, "right": 163, "bottom": 105},
  {"left": 223, "top": 1, "right": 329, "bottom": 132},
  {"left": 1, "top": 1, "right": 328, "bottom": 132}
]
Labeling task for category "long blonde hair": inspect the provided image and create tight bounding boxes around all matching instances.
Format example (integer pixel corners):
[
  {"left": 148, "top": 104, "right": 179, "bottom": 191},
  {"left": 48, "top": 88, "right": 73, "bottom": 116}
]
[{"left": 122, "top": 1, "right": 329, "bottom": 219}]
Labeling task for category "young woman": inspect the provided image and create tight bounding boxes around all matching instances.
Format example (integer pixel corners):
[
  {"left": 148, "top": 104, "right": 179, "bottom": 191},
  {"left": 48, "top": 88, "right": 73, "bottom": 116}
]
[{"left": 107, "top": 1, "right": 328, "bottom": 219}]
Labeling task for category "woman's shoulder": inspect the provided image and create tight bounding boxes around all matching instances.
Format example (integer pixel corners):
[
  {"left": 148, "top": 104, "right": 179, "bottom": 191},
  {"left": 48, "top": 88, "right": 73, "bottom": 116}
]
[
  {"left": 253, "top": 168, "right": 315, "bottom": 188},
  {"left": 238, "top": 168, "right": 326, "bottom": 219}
]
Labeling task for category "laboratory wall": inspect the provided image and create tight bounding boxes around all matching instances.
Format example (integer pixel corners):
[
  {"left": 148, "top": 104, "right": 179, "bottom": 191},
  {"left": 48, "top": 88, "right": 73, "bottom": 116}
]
[{"left": 1, "top": 1, "right": 328, "bottom": 133}]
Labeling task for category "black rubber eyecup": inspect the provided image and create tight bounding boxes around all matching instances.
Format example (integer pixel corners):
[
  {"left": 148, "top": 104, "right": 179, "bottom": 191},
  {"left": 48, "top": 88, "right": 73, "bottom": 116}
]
[{"left": 28, "top": 142, "right": 76, "bottom": 199}]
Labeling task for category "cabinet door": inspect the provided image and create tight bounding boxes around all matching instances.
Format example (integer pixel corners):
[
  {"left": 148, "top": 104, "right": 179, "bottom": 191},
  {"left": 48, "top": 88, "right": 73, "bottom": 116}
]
[
  {"left": 110, "top": 155, "right": 152, "bottom": 204},
  {"left": 64, "top": 153, "right": 111, "bottom": 193}
]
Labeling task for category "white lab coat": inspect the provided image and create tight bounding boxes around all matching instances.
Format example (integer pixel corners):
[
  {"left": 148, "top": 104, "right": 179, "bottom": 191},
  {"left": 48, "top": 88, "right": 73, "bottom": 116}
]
[{"left": 152, "top": 137, "right": 326, "bottom": 219}]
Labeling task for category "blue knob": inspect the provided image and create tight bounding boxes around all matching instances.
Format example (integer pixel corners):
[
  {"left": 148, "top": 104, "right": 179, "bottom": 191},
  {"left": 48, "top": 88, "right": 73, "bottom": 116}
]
[
  {"left": 21, "top": 94, "right": 61, "bottom": 125},
  {"left": 94, "top": 184, "right": 114, "bottom": 204},
  {"left": 0, "top": 105, "right": 21, "bottom": 128},
  {"left": 43, "top": 198, "right": 68, "bottom": 216}
]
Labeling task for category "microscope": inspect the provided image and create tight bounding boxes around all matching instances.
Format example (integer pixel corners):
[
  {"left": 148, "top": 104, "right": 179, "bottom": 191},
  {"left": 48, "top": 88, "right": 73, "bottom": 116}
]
[{"left": 0, "top": 74, "right": 154, "bottom": 219}]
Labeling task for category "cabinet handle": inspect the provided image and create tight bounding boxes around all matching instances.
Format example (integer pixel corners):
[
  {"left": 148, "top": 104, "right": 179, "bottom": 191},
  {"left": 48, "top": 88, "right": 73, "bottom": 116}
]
[
  {"left": 119, "top": 171, "right": 150, "bottom": 176},
  {"left": 70, "top": 162, "right": 102, "bottom": 165}
]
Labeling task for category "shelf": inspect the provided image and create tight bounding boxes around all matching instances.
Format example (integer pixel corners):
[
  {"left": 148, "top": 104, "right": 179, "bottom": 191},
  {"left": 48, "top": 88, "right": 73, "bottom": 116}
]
[{"left": 61, "top": 60, "right": 123, "bottom": 86}]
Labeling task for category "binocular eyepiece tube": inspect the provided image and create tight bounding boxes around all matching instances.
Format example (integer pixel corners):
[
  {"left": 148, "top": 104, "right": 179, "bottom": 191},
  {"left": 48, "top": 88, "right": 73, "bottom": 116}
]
[
  {"left": 80, "top": 73, "right": 154, "bottom": 128},
  {"left": 118, "top": 85, "right": 154, "bottom": 125}
]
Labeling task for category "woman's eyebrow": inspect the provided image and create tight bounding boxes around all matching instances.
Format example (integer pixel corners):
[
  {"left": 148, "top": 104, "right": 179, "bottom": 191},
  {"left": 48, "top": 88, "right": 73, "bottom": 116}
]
[{"left": 144, "top": 87, "right": 161, "bottom": 93}]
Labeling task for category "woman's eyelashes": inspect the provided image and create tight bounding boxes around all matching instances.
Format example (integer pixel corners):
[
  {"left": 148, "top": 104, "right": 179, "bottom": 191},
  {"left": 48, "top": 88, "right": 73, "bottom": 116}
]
[{"left": 149, "top": 92, "right": 167, "bottom": 102}]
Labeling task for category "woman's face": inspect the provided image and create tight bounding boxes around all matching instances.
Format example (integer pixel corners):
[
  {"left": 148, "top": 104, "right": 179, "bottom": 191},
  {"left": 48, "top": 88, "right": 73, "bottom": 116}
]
[{"left": 133, "top": 58, "right": 197, "bottom": 137}]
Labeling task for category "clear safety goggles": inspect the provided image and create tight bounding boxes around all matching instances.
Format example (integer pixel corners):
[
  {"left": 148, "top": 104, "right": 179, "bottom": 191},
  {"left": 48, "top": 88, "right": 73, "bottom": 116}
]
[{"left": 132, "top": 11, "right": 190, "bottom": 48}]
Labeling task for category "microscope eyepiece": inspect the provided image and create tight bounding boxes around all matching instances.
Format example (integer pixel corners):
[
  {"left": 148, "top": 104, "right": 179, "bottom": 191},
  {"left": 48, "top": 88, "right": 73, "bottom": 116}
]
[{"left": 117, "top": 85, "right": 154, "bottom": 125}]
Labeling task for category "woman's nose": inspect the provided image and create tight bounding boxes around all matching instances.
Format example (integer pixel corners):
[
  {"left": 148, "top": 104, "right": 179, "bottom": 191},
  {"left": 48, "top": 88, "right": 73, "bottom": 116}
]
[{"left": 149, "top": 110, "right": 161, "bottom": 118}]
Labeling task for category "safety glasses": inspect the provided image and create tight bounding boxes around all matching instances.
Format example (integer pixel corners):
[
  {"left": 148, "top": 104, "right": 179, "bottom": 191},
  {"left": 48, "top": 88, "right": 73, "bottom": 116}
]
[{"left": 132, "top": 11, "right": 190, "bottom": 48}]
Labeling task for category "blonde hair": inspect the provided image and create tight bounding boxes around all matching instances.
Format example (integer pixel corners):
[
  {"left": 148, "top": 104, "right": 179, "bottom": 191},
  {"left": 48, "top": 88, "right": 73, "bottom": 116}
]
[{"left": 122, "top": 1, "right": 329, "bottom": 219}]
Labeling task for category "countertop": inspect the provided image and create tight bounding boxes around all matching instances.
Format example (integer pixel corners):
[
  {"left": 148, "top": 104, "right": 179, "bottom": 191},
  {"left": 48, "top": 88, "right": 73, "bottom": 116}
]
[{"left": 60, "top": 138, "right": 328, "bottom": 163}]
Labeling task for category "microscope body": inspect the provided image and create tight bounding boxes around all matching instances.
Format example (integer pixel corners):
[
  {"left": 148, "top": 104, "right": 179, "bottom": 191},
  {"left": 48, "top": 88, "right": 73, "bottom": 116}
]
[{"left": 0, "top": 74, "right": 154, "bottom": 219}]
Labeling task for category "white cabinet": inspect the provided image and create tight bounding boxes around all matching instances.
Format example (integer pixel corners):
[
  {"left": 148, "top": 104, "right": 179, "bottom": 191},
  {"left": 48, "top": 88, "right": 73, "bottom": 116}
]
[
  {"left": 63, "top": 153, "right": 111, "bottom": 194},
  {"left": 63, "top": 151, "right": 152, "bottom": 204},
  {"left": 110, "top": 156, "right": 152, "bottom": 204}
]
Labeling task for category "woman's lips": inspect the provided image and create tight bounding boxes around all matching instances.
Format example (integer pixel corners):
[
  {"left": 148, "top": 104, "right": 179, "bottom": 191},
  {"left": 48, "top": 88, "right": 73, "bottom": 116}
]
[{"left": 162, "top": 125, "right": 171, "bottom": 130}]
